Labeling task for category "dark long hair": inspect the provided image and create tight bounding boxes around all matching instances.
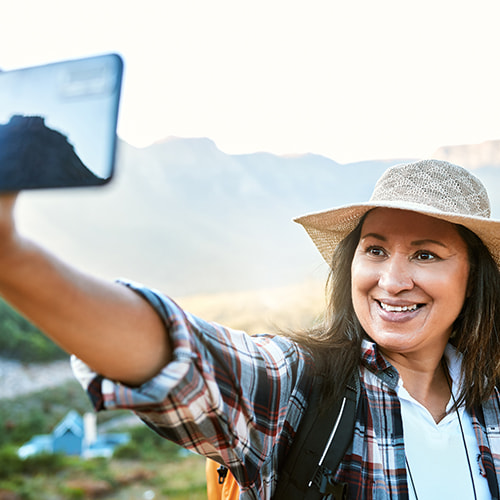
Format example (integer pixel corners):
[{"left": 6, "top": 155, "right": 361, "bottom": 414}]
[
  {"left": 452, "top": 224, "right": 500, "bottom": 409},
  {"left": 285, "top": 215, "right": 500, "bottom": 410},
  {"left": 283, "top": 218, "right": 365, "bottom": 404}
]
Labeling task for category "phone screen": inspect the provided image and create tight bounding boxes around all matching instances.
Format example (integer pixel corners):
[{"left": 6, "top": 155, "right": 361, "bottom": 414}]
[{"left": 0, "top": 53, "right": 123, "bottom": 191}]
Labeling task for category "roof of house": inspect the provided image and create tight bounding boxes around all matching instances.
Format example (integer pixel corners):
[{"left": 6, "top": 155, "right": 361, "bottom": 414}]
[{"left": 52, "top": 410, "right": 84, "bottom": 439}]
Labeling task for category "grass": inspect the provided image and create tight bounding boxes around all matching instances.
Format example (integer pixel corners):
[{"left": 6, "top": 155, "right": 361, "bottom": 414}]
[
  {"left": 0, "top": 432, "right": 206, "bottom": 499},
  {"left": 0, "top": 453, "right": 207, "bottom": 500}
]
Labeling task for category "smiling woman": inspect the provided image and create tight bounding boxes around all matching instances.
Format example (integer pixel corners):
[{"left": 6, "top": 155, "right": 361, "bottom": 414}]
[
  {"left": 0, "top": 159, "right": 500, "bottom": 499},
  {"left": 288, "top": 160, "right": 500, "bottom": 499}
]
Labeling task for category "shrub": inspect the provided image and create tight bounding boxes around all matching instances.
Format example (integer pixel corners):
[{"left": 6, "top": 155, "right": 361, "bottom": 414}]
[
  {"left": 0, "top": 298, "right": 66, "bottom": 362},
  {"left": 22, "top": 452, "right": 67, "bottom": 475},
  {"left": 113, "top": 442, "right": 141, "bottom": 460},
  {"left": 0, "top": 447, "right": 23, "bottom": 479},
  {"left": 59, "top": 486, "right": 85, "bottom": 500}
]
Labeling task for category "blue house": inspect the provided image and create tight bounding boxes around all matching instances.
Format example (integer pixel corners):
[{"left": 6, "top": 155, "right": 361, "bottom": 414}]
[
  {"left": 53, "top": 410, "right": 85, "bottom": 456},
  {"left": 18, "top": 410, "right": 130, "bottom": 459}
]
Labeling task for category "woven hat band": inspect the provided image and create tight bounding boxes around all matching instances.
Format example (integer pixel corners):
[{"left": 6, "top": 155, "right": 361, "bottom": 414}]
[{"left": 371, "top": 160, "right": 491, "bottom": 218}]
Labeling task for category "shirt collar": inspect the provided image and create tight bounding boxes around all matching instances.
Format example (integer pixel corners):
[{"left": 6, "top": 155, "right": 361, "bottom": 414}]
[
  {"left": 360, "top": 340, "right": 463, "bottom": 392},
  {"left": 361, "top": 339, "right": 392, "bottom": 373},
  {"left": 360, "top": 339, "right": 400, "bottom": 389}
]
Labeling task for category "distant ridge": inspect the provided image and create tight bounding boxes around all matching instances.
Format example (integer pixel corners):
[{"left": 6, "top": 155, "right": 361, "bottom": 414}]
[
  {"left": 16, "top": 137, "right": 500, "bottom": 296},
  {"left": 433, "top": 139, "right": 500, "bottom": 169}
]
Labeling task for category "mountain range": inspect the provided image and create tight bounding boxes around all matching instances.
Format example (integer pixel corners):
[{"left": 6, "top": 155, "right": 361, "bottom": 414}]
[{"left": 16, "top": 137, "right": 500, "bottom": 296}]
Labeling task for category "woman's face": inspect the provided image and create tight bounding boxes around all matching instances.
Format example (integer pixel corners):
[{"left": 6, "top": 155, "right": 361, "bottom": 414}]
[{"left": 351, "top": 208, "right": 470, "bottom": 361}]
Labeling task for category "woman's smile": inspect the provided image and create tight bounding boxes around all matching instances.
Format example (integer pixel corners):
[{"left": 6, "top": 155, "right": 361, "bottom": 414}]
[
  {"left": 376, "top": 299, "right": 423, "bottom": 321},
  {"left": 379, "top": 302, "right": 419, "bottom": 312}
]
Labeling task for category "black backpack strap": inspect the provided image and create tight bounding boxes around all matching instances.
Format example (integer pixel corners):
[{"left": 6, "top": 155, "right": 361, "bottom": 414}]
[{"left": 273, "top": 370, "right": 359, "bottom": 500}]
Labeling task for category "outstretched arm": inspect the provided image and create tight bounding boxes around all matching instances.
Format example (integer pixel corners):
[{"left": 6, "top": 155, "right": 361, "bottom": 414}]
[{"left": 0, "top": 194, "right": 171, "bottom": 386}]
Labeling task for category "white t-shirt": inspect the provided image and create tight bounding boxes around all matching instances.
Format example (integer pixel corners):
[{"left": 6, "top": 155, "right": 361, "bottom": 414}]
[{"left": 398, "top": 345, "right": 491, "bottom": 499}]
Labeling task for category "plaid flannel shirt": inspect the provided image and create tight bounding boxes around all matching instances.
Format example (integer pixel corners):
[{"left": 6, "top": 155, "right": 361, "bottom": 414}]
[{"left": 73, "top": 281, "right": 500, "bottom": 499}]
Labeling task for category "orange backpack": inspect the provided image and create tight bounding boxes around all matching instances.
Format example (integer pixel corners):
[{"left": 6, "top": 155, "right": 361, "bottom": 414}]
[{"left": 206, "top": 460, "right": 240, "bottom": 499}]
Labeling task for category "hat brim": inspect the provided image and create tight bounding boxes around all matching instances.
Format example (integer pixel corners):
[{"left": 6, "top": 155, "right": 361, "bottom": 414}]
[{"left": 294, "top": 201, "right": 500, "bottom": 268}]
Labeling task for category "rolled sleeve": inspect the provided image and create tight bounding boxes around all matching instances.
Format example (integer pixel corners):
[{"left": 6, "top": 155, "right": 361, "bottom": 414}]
[{"left": 71, "top": 280, "right": 314, "bottom": 486}]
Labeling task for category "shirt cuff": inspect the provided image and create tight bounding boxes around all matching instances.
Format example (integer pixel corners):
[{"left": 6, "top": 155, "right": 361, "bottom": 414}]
[{"left": 70, "top": 279, "right": 197, "bottom": 412}]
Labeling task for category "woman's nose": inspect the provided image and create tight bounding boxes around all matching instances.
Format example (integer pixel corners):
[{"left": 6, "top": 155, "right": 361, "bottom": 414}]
[{"left": 378, "top": 256, "right": 414, "bottom": 294}]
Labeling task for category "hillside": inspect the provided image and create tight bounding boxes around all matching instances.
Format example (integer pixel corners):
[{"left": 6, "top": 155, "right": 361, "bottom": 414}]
[
  {"left": 433, "top": 139, "right": 500, "bottom": 170},
  {"left": 15, "top": 137, "right": 500, "bottom": 297}
]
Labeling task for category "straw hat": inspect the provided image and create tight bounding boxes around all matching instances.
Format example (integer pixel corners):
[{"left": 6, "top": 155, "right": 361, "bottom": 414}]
[{"left": 294, "top": 159, "right": 500, "bottom": 268}]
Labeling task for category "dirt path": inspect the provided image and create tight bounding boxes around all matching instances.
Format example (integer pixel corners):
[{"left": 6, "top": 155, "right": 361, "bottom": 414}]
[{"left": 0, "top": 356, "right": 75, "bottom": 399}]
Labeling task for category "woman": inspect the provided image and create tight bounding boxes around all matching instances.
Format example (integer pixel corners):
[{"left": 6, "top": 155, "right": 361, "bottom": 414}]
[{"left": 0, "top": 159, "right": 499, "bottom": 499}]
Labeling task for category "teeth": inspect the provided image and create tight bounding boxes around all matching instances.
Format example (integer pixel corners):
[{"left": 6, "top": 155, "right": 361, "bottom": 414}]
[{"left": 379, "top": 302, "right": 418, "bottom": 312}]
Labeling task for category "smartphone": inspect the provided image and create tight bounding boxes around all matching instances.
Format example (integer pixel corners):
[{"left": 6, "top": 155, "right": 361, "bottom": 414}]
[{"left": 0, "top": 53, "right": 123, "bottom": 191}]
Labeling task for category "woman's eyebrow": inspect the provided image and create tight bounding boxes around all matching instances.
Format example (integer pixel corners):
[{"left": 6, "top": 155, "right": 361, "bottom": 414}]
[
  {"left": 360, "top": 232, "right": 386, "bottom": 241},
  {"left": 361, "top": 233, "right": 448, "bottom": 249},
  {"left": 411, "top": 239, "right": 447, "bottom": 248}
]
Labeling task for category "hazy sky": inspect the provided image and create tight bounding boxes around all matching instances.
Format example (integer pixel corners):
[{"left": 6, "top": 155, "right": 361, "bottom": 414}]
[{"left": 2, "top": 0, "right": 499, "bottom": 163}]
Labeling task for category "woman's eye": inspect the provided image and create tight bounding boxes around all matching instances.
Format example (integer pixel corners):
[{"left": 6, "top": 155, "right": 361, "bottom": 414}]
[
  {"left": 366, "top": 246, "right": 386, "bottom": 257},
  {"left": 414, "top": 250, "right": 436, "bottom": 261}
]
